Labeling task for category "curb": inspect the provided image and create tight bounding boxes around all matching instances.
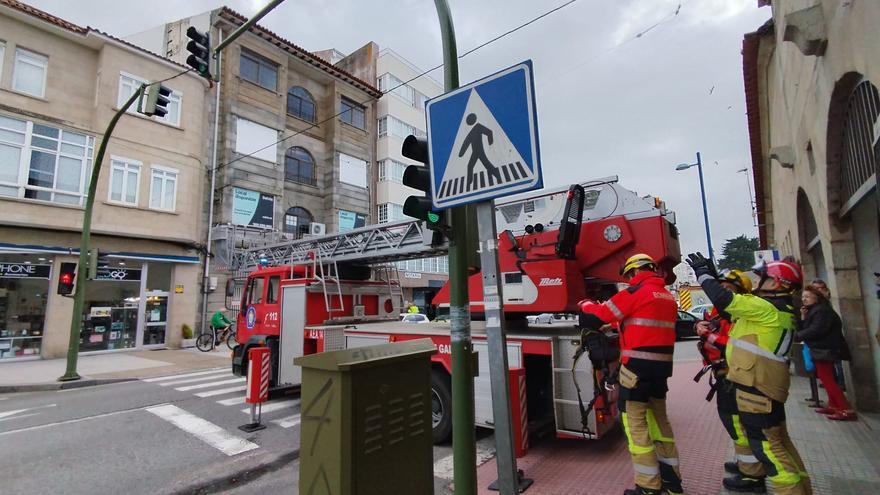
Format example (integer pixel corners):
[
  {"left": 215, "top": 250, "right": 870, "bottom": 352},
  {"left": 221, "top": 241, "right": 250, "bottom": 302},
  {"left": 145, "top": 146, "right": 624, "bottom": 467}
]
[{"left": 0, "top": 377, "right": 136, "bottom": 393}]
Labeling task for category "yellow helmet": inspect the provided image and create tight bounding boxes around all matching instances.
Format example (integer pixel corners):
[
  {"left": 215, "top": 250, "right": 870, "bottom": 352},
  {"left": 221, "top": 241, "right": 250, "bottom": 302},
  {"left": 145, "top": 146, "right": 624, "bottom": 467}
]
[
  {"left": 620, "top": 253, "right": 656, "bottom": 277},
  {"left": 720, "top": 269, "right": 753, "bottom": 293}
]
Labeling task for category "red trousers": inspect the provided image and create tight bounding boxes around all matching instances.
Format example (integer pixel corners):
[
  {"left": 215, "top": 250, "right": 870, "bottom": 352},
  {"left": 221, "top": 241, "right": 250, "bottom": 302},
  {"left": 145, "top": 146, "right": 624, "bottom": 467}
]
[{"left": 815, "top": 360, "right": 851, "bottom": 411}]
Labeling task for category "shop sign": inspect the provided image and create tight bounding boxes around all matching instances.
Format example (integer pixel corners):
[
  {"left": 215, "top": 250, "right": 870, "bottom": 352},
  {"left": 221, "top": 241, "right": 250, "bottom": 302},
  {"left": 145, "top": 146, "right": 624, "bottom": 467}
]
[
  {"left": 232, "top": 187, "right": 275, "bottom": 229},
  {"left": 95, "top": 267, "right": 142, "bottom": 281},
  {"left": 403, "top": 272, "right": 423, "bottom": 279},
  {"left": 338, "top": 210, "right": 367, "bottom": 232},
  {"left": 90, "top": 307, "right": 112, "bottom": 317},
  {"left": 0, "top": 263, "right": 51, "bottom": 279},
  {"left": 174, "top": 284, "right": 184, "bottom": 294}
]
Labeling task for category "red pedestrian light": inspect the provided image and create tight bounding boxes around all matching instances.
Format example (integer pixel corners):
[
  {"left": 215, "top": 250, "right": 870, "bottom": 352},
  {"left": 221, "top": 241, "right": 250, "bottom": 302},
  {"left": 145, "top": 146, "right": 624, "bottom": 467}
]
[{"left": 58, "top": 262, "right": 77, "bottom": 295}]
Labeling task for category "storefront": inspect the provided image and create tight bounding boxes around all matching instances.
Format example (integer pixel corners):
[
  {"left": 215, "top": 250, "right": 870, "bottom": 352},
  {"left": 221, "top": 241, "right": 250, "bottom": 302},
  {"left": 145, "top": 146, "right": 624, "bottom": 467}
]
[
  {"left": 0, "top": 243, "right": 200, "bottom": 360},
  {"left": 0, "top": 254, "right": 50, "bottom": 359}
]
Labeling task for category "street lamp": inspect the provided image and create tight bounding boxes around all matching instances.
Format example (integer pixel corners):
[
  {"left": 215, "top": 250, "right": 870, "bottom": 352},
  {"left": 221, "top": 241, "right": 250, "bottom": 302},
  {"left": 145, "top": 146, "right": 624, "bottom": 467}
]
[
  {"left": 675, "top": 152, "right": 714, "bottom": 262},
  {"left": 737, "top": 168, "right": 758, "bottom": 227}
]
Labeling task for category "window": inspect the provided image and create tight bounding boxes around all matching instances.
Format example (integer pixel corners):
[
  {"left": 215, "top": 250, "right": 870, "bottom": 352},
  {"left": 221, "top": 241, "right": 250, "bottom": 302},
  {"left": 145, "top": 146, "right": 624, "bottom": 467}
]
[
  {"left": 378, "top": 159, "right": 408, "bottom": 183},
  {"left": 118, "top": 73, "right": 182, "bottom": 126},
  {"left": 246, "top": 276, "right": 265, "bottom": 305},
  {"left": 13, "top": 48, "right": 47, "bottom": 98},
  {"left": 377, "top": 73, "right": 429, "bottom": 110},
  {"left": 339, "top": 153, "right": 367, "bottom": 188},
  {"left": 235, "top": 117, "right": 277, "bottom": 163},
  {"left": 283, "top": 207, "right": 313, "bottom": 237},
  {"left": 240, "top": 49, "right": 277, "bottom": 92},
  {"left": 377, "top": 116, "right": 425, "bottom": 140},
  {"left": 377, "top": 203, "right": 404, "bottom": 223},
  {"left": 0, "top": 115, "right": 95, "bottom": 204},
  {"left": 149, "top": 166, "right": 177, "bottom": 211},
  {"left": 838, "top": 79, "right": 880, "bottom": 214},
  {"left": 287, "top": 87, "right": 316, "bottom": 122},
  {"left": 266, "top": 276, "right": 281, "bottom": 304},
  {"left": 284, "top": 147, "right": 316, "bottom": 185},
  {"left": 340, "top": 98, "right": 365, "bottom": 129},
  {"left": 0, "top": 42, "right": 5, "bottom": 81},
  {"left": 108, "top": 157, "right": 140, "bottom": 206}
]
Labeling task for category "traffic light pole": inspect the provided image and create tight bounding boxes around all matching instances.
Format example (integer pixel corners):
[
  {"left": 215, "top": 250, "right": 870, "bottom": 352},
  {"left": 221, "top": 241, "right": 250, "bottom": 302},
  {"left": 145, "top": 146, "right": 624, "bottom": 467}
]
[
  {"left": 59, "top": 86, "right": 145, "bottom": 381},
  {"left": 433, "top": 1, "right": 477, "bottom": 494}
]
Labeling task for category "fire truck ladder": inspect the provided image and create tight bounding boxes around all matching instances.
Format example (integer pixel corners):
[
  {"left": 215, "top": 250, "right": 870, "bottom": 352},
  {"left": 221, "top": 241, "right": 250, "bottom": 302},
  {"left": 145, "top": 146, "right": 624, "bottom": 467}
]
[
  {"left": 231, "top": 220, "right": 448, "bottom": 272},
  {"left": 375, "top": 263, "right": 404, "bottom": 313},
  {"left": 308, "top": 249, "right": 345, "bottom": 314}
]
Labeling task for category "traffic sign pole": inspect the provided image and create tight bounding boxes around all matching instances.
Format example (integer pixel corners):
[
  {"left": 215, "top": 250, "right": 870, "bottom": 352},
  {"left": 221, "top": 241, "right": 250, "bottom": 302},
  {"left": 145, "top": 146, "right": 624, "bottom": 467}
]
[{"left": 433, "top": 1, "right": 477, "bottom": 494}]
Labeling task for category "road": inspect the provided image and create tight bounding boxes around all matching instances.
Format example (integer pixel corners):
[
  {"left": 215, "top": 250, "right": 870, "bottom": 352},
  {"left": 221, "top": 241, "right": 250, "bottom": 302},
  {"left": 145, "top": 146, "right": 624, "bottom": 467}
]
[{"left": 0, "top": 341, "right": 701, "bottom": 494}]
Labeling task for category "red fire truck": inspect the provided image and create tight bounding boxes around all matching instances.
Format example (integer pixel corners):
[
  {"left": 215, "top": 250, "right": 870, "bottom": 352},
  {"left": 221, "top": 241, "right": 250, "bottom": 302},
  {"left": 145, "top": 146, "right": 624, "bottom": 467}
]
[{"left": 230, "top": 177, "right": 680, "bottom": 443}]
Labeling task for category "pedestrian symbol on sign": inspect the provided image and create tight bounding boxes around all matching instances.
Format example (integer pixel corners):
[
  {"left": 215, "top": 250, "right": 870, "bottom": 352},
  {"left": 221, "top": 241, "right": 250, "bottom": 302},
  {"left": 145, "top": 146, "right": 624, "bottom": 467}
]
[{"left": 427, "top": 61, "right": 542, "bottom": 208}]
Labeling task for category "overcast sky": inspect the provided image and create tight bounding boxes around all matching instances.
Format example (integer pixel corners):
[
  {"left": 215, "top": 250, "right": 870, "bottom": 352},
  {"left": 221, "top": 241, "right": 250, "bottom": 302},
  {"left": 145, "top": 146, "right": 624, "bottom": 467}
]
[{"left": 28, "top": 0, "right": 770, "bottom": 258}]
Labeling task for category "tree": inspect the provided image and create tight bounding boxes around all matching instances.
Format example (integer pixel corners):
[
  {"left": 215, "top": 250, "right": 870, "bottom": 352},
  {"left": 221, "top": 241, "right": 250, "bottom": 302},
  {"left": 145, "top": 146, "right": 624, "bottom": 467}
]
[{"left": 717, "top": 235, "right": 760, "bottom": 271}]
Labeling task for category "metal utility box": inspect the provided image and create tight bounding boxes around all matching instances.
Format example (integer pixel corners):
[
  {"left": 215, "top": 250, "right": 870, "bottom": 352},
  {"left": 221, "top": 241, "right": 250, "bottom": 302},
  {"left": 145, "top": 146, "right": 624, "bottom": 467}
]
[{"left": 294, "top": 338, "right": 437, "bottom": 495}]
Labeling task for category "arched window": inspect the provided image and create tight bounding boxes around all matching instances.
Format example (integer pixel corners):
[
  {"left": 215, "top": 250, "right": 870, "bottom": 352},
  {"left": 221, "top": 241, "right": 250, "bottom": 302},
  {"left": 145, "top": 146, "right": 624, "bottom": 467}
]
[
  {"left": 285, "top": 147, "right": 316, "bottom": 186},
  {"left": 838, "top": 79, "right": 879, "bottom": 213},
  {"left": 283, "top": 206, "right": 313, "bottom": 236},
  {"left": 287, "top": 86, "right": 316, "bottom": 122}
]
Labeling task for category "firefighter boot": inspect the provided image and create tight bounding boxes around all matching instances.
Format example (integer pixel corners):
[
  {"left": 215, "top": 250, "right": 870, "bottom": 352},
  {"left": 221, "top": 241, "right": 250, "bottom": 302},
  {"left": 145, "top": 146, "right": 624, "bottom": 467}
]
[
  {"left": 623, "top": 487, "right": 663, "bottom": 495},
  {"left": 725, "top": 461, "right": 741, "bottom": 475},
  {"left": 723, "top": 474, "right": 767, "bottom": 493}
]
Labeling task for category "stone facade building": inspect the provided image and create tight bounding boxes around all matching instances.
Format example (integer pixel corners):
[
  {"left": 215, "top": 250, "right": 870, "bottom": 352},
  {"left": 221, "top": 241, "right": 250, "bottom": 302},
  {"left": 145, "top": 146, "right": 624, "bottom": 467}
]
[
  {"left": 743, "top": 0, "right": 880, "bottom": 409},
  {"left": 0, "top": 0, "right": 209, "bottom": 359}
]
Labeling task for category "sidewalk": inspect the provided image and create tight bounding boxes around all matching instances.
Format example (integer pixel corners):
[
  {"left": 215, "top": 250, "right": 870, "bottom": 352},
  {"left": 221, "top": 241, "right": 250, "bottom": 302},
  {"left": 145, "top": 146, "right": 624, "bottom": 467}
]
[
  {"left": 0, "top": 347, "right": 230, "bottom": 392},
  {"left": 475, "top": 359, "right": 880, "bottom": 495}
]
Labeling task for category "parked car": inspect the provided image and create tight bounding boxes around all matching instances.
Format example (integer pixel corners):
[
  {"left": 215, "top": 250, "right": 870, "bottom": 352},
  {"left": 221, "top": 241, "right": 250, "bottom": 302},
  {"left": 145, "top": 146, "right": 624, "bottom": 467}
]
[
  {"left": 687, "top": 304, "right": 714, "bottom": 320},
  {"left": 676, "top": 310, "right": 700, "bottom": 340},
  {"left": 401, "top": 313, "right": 430, "bottom": 324},
  {"left": 526, "top": 313, "right": 555, "bottom": 325}
]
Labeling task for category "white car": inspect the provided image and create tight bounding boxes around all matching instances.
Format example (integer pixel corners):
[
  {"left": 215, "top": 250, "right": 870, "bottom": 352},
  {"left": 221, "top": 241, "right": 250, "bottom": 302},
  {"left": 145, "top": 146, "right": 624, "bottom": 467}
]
[
  {"left": 526, "top": 313, "right": 555, "bottom": 325},
  {"left": 401, "top": 313, "right": 430, "bottom": 324},
  {"left": 687, "top": 304, "right": 714, "bottom": 319}
]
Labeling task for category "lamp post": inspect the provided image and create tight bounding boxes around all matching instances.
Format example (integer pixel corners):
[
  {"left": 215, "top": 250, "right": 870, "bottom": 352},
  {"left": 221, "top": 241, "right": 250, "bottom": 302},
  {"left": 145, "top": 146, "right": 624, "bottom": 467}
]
[
  {"left": 676, "top": 152, "right": 714, "bottom": 261},
  {"left": 737, "top": 167, "right": 757, "bottom": 227}
]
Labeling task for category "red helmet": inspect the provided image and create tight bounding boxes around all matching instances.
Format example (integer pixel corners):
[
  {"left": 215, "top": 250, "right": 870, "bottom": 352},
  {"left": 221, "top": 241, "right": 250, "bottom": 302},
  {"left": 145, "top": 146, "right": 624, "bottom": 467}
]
[{"left": 754, "top": 260, "right": 803, "bottom": 290}]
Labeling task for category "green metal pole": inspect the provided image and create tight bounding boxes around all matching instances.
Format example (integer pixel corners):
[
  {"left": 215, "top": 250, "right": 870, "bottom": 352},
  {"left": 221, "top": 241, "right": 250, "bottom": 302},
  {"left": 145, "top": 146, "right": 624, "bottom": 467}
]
[
  {"left": 433, "top": 1, "right": 477, "bottom": 493},
  {"left": 59, "top": 86, "right": 145, "bottom": 381}
]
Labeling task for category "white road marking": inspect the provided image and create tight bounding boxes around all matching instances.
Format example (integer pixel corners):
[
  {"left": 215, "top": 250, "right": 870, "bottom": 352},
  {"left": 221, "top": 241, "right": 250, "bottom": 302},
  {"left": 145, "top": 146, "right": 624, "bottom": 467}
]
[
  {"left": 0, "top": 403, "right": 56, "bottom": 420},
  {"left": 0, "top": 403, "right": 170, "bottom": 437},
  {"left": 217, "top": 396, "right": 247, "bottom": 406},
  {"left": 175, "top": 377, "right": 245, "bottom": 392},
  {"left": 433, "top": 437, "right": 496, "bottom": 480},
  {"left": 239, "top": 399, "right": 299, "bottom": 415},
  {"left": 159, "top": 371, "right": 232, "bottom": 386},
  {"left": 146, "top": 404, "right": 258, "bottom": 456},
  {"left": 194, "top": 385, "right": 247, "bottom": 398},
  {"left": 143, "top": 368, "right": 228, "bottom": 383},
  {"left": 271, "top": 414, "right": 301, "bottom": 428},
  {"left": 0, "top": 412, "right": 40, "bottom": 423}
]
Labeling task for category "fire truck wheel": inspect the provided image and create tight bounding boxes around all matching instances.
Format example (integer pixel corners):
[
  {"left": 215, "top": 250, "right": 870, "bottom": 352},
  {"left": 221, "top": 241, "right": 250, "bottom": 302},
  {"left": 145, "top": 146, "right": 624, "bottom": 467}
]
[{"left": 431, "top": 371, "right": 453, "bottom": 444}]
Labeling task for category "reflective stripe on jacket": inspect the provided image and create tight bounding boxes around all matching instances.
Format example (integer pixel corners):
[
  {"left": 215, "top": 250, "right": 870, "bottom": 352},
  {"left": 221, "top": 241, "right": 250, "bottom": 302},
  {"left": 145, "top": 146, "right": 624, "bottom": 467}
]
[{"left": 581, "top": 271, "right": 677, "bottom": 365}]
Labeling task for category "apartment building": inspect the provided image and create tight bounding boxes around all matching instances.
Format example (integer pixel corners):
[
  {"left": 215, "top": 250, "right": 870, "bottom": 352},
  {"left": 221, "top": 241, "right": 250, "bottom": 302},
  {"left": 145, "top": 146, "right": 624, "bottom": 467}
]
[
  {"left": 0, "top": 0, "right": 209, "bottom": 359},
  {"left": 127, "top": 8, "right": 381, "bottom": 318},
  {"left": 743, "top": 0, "right": 879, "bottom": 409},
  {"left": 326, "top": 46, "right": 449, "bottom": 308}
]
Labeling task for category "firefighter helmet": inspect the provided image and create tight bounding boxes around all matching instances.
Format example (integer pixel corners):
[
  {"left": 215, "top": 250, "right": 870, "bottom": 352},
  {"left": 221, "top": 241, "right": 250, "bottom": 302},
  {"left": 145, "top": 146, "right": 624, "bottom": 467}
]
[
  {"left": 620, "top": 253, "right": 656, "bottom": 277},
  {"left": 753, "top": 260, "right": 803, "bottom": 291},
  {"left": 719, "top": 269, "right": 753, "bottom": 293}
]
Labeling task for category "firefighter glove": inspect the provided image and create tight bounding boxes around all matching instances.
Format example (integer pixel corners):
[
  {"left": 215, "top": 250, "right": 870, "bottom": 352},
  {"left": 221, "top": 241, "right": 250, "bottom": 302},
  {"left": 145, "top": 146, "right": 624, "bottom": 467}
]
[{"left": 686, "top": 252, "right": 719, "bottom": 281}]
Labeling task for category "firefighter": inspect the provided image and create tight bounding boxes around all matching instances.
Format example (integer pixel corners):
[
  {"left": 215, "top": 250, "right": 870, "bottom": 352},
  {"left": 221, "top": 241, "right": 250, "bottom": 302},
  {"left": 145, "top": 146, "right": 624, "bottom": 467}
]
[
  {"left": 694, "top": 269, "right": 768, "bottom": 490},
  {"left": 579, "top": 254, "right": 682, "bottom": 495},
  {"left": 687, "top": 253, "right": 811, "bottom": 495}
]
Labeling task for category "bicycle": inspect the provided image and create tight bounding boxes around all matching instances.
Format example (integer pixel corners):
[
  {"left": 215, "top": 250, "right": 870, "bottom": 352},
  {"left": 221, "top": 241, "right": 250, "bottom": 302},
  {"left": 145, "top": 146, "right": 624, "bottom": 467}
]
[{"left": 196, "top": 324, "right": 237, "bottom": 352}]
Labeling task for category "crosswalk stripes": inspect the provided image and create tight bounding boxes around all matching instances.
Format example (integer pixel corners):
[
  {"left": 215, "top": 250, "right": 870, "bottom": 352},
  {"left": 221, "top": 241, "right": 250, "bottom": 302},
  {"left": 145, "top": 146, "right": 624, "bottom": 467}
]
[
  {"left": 142, "top": 369, "right": 302, "bottom": 430},
  {"left": 437, "top": 161, "right": 530, "bottom": 199}
]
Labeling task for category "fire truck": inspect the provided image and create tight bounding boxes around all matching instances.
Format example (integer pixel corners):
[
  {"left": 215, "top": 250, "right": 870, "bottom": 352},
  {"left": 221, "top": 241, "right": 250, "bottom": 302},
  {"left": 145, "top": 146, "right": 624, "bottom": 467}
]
[{"left": 228, "top": 176, "right": 680, "bottom": 444}]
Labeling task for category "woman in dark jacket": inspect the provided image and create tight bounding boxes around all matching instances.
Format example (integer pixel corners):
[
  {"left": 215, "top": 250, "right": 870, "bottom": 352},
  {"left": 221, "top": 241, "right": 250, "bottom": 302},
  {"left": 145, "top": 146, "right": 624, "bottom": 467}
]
[{"left": 797, "top": 286, "right": 855, "bottom": 420}]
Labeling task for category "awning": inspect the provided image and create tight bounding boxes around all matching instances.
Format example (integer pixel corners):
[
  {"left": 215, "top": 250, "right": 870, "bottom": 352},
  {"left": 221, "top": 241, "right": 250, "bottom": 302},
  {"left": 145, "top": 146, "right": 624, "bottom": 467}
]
[{"left": 0, "top": 243, "right": 200, "bottom": 264}]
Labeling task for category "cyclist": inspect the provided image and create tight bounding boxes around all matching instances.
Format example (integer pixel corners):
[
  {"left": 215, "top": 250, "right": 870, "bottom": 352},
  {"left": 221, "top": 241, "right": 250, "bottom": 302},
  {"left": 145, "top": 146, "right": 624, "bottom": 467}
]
[{"left": 210, "top": 310, "right": 233, "bottom": 345}]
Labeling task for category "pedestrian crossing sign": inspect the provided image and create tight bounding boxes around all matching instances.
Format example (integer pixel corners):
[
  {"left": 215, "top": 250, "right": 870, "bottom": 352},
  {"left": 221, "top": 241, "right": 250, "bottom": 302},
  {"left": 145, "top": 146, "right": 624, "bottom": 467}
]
[{"left": 426, "top": 60, "right": 542, "bottom": 209}]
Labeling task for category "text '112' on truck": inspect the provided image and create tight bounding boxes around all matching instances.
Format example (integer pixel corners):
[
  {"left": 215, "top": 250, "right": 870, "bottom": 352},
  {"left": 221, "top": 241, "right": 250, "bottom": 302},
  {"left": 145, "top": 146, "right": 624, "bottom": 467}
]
[{"left": 226, "top": 176, "right": 680, "bottom": 445}]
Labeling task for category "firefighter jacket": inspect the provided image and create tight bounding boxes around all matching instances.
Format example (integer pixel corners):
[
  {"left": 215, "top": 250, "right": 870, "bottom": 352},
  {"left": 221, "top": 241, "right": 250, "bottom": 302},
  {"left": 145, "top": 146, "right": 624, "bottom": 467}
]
[
  {"left": 580, "top": 271, "right": 677, "bottom": 378},
  {"left": 699, "top": 279, "right": 796, "bottom": 403},
  {"left": 702, "top": 308, "right": 731, "bottom": 365}
]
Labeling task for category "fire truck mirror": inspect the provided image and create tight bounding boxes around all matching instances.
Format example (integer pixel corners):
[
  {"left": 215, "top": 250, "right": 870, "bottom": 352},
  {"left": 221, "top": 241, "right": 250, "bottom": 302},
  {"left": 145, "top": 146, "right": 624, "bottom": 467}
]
[{"left": 225, "top": 278, "right": 236, "bottom": 297}]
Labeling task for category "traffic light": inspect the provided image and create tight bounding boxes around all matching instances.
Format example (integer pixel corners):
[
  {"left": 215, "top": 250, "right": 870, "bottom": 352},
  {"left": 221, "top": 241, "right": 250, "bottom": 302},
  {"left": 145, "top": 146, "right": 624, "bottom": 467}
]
[
  {"left": 185, "top": 26, "right": 212, "bottom": 80},
  {"left": 143, "top": 84, "right": 173, "bottom": 118},
  {"left": 401, "top": 135, "right": 444, "bottom": 230},
  {"left": 58, "top": 262, "right": 77, "bottom": 296},
  {"left": 87, "top": 249, "right": 110, "bottom": 279}
]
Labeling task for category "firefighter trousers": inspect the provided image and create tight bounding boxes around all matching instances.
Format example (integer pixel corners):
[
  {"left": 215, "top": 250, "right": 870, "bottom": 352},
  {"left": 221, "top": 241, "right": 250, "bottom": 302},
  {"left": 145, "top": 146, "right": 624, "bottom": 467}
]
[
  {"left": 618, "top": 372, "right": 682, "bottom": 492},
  {"left": 716, "top": 377, "right": 765, "bottom": 478},
  {"left": 734, "top": 384, "right": 812, "bottom": 495}
]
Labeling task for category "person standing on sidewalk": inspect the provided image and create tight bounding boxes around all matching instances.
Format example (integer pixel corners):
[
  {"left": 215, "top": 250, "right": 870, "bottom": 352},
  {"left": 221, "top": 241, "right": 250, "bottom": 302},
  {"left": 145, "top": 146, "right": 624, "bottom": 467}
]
[
  {"left": 687, "top": 253, "right": 811, "bottom": 495},
  {"left": 695, "top": 269, "right": 767, "bottom": 490},
  {"left": 579, "top": 254, "right": 683, "bottom": 495},
  {"left": 797, "top": 286, "right": 855, "bottom": 421}
]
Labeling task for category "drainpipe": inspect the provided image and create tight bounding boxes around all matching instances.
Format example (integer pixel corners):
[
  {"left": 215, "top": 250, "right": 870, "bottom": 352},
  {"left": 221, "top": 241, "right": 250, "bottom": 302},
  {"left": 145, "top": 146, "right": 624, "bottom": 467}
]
[{"left": 200, "top": 28, "right": 223, "bottom": 336}]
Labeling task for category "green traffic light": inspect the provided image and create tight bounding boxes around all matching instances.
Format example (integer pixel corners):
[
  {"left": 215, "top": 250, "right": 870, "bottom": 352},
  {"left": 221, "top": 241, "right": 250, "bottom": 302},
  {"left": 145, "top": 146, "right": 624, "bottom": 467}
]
[{"left": 428, "top": 212, "right": 440, "bottom": 223}]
